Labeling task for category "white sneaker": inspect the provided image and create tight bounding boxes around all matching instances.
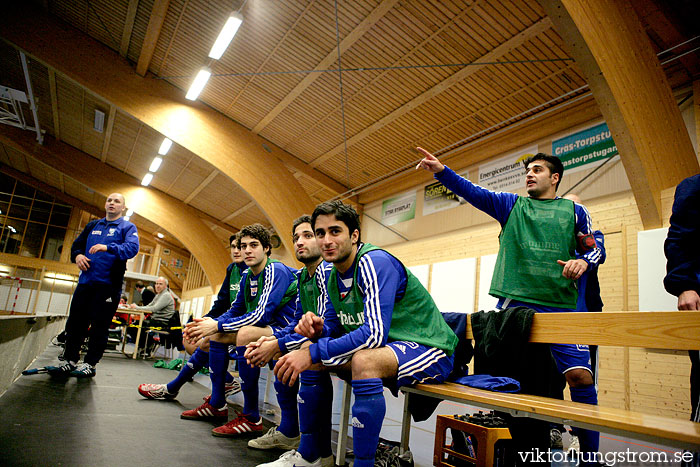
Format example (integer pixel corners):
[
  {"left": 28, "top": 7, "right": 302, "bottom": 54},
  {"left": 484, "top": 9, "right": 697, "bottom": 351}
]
[
  {"left": 256, "top": 450, "right": 329, "bottom": 467},
  {"left": 248, "top": 427, "right": 300, "bottom": 450}
]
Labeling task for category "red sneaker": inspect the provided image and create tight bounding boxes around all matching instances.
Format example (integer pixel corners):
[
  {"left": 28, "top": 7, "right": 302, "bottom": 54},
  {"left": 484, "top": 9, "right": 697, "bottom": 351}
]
[
  {"left": 212, "top": 412, "right": 263, "bottom": 437},
  {"left": 180, "top": 401, "right": 228, "bottom": 420}
]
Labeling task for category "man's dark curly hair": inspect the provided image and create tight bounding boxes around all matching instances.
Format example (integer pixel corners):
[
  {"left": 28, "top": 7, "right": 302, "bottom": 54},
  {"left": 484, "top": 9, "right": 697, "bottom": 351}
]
[
  {"left": 292, "top": 215, "right": 312, "bottom": 237},
  {"left": 522, "top": 153, "right": 565, "bottom": 190},
  {"left": 237, "top": 224, "right": 271, "bottom": 256},
  {"left": 311, "top": 201, "right": 361, "bottom": 243}
]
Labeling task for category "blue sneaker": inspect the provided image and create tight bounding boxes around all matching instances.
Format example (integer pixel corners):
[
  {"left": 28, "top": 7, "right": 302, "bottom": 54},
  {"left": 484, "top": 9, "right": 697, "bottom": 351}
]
[
  {"left": 70, "top": 362, "right": 96, "bottom": 378},
  {"left": 47, "top": 361, "right": 76, "bottom": 375}
]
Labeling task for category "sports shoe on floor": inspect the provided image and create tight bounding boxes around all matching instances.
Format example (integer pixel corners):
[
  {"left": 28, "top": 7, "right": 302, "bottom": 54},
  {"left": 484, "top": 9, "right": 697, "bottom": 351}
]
[
  {"left": 550, "top": 427, "right": 564, "bottom": 450},
  {"left": 225, "top": 379, "right": 241, "bottom": 397},
  {"left": 202, "top": 379, "right": 242, "bottom": 404},
  {"left": 70, "top": 362, "right": 96, "bottom": 378},
  {"left": 180, "top": 401, "right": 228, "bottom": 420},
  {"left": 46, "top": 361, "right": 76, "bottom": 375},
  {"left": 211, "top": 412, "right": 263, "bottom": 437},
  {"left": 248, "top": 427, "right": 300, "bottom": 450},
  {"left": 256, "top": 450, "right": 333, "bottom": 467},
  {"left": 138, "top": 383, "right": 177, "bottom": 400}
]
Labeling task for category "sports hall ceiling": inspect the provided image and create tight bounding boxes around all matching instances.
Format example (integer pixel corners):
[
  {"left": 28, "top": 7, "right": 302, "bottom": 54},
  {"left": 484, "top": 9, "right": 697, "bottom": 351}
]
[{"left": 0, "top": 0, "right": 698, "bottom": 249}]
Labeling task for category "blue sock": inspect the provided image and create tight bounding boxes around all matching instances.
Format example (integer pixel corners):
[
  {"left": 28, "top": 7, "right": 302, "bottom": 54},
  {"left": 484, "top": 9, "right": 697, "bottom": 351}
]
[
  {"left": 274, "top": 375, "right": 299, "bottom": 438},
  {"left": 570, "top": 385, "right": 600, "bottom": 457},
  {"left": 208, "top": 341, "right": 229, "bottom": 409},
  {"left": 237, "top": 345, "right": 260, "bottom": 421},
  {"left": 351, "top": 378, "right": 385, "bottom": 467},
  {"left": 225, "top": 371, "right": 234, "bottom": 384},
  {"left": 166, "top": 347, "right": 208, "bottom": 394},
  {"left": 298, "top": 371, "right": 332, "bottom": 461}
]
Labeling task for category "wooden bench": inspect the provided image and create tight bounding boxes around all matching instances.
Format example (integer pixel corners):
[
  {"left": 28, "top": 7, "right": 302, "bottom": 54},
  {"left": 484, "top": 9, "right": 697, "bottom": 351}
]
[{"left": 396, "top": 311, "right": 700, "bottom": 454}]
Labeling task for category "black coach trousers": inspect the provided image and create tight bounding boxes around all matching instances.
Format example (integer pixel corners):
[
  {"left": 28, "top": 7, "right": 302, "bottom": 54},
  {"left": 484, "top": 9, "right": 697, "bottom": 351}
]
[{"left": 64, "top": 282, "right": 121, "bottom": 366}]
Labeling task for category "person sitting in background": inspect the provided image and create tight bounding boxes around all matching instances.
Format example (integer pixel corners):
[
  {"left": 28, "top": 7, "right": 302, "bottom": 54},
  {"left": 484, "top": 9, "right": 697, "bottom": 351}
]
[
  {"left": 128, "top": 277, "right": 175, "bottom": 350},
  {"left": 141, "top": 284, "right": 155, "bottom": 305},
  {"left": 134, "top": 281, "right": 145, "bottom": 305},
  {"left": 138, "top": 233, "right": 247, "bottom": 401}
]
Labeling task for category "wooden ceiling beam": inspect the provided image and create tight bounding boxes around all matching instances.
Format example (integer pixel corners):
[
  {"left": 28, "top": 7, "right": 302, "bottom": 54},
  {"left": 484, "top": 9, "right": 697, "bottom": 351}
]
[
  {"left": 0, "top": 124, "right": 228, "bottom": 289},
  {"left": 184, "top": 168, "right": 219, "bottom": 203},
  {"left": 540, "top": 0, "right": 699, "bottom": 229},
  {"left": 0, "top": 5, "right": 317, "bottom": 255},
  {"left": 309, "top": 17, "right": 553, "bottom": 168},
  {"left": 136, "top": 0, "right": 170, "bottom": 76},
  {"left": 221, "top": 200, "right": 255, "bottom": 224},
  {"left": 251, "top": 0, "right": 399, "bottom": 134},
  {"left": 120, "top": 0, "right": 139, "bottom": 58}
]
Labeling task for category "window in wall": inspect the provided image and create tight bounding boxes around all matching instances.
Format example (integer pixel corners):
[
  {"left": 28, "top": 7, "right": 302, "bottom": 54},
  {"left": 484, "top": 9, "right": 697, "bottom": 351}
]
[
  {"left": 43, "top": 226, "right": 66, "bottom": 261},
  {"left": 0, "top": 172, "right": 74, "bottom": 260}
]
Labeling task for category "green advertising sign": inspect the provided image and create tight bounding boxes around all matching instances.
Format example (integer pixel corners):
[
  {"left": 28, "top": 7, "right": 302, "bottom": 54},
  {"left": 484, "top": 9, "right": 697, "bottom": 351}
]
[
  {"left": 552, "top": 122, "right": 618, "bottom": 173},
  {"left": 381, "top": 192, "right": 416, "bottom": 226}
]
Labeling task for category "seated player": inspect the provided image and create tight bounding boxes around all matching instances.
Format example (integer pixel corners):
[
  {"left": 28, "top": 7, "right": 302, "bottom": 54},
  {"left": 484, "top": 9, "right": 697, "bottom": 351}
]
[
  {"left": 137, "top": 233, "right": 247, "bottom": 401},
  {"left": 183, "top": 224, "right": 300, "bottom": 446},
  {"left": 246, "top": 215, "right": 341, "bottom": 466},
  {"left": 274, "top": 201, "right": 458, "bottom": 467}
]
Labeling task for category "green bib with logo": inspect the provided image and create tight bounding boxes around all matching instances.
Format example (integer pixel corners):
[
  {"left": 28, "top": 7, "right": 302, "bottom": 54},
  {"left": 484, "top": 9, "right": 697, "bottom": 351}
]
[
  {"left": 327, "top": 243, "right": 457, "bottom": 355},
  {"left": 244, "top": 258, "right": 298, "bottom": 314},
  {"left": 489, "top": 197, "right": 578, "bottom": 308},
  {"left": 229, "top": 263, "right": 244, "bottom": 304},
  {"left": 298, "top": 266, "right": 322, "bottom": 316}
]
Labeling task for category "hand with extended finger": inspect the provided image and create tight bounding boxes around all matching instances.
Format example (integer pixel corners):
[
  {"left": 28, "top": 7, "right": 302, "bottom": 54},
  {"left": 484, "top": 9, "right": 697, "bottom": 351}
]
[
  {"left": 274, "top": 348, "right": 312, "bottom": 386},
  {"left": 415, "top": 147, "right": 445, "bottom": 174},
  {"left": 557, "top": 258, "right": 588, "bottom": 280},
  {"left": 294, "top": 312, "right": 324, "bottom": 339}
]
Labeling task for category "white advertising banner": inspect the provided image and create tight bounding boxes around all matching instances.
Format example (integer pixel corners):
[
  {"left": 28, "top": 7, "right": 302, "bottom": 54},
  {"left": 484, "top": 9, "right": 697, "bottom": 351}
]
[{"left": 477, "top": 146, "right": 537, "bottom": 192}]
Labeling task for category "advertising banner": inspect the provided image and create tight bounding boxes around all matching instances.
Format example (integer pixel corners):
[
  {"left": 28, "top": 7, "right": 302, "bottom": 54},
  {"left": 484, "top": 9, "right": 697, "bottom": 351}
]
[
  {"left": 553, "top": 122, "right": 617, "bottom": 174},
  {"left": 381, "top": 191, "right": 416, "bottom": 225},
  {"left": 423, "top": 170, "right": 469, "bottom": 216},
  {"left": 478, "top": 146, "right": 537, "bottom": 192}
]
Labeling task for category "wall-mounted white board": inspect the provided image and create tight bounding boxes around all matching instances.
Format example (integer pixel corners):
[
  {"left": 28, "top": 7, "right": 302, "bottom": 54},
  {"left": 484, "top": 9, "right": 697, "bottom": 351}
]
[
  {"left": 430, "top": 257, "right": 476, "bottom": 314},
  {"left": 478, "top": 254, "right": 499, "bottom": 311},
  {"left": 638, "top": 227, "right": 677, "bottom": 311}
]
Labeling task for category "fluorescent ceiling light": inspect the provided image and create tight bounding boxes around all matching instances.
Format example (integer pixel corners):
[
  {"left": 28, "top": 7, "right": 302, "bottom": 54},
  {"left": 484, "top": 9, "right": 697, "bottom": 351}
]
[
  {"left": 156, "top": 232, "right": 165, "bottom": 239},
  {"left": 141, "top": 173, "right": 154, "bottom": 186},
  {"left": 126, "top": 209, "right": 134, "bottom": 217},
  {"left": 208, "top": 14, "right": 243, "bottom": 59},
  {"left": 149, "top": 157, "right": 163, "bottom": 173},
  {"left": 158, "top": 138, "right": 172, "bottom": 155},
  {"left": 186, "top": 68, "right": 211, "bottom": 101}
]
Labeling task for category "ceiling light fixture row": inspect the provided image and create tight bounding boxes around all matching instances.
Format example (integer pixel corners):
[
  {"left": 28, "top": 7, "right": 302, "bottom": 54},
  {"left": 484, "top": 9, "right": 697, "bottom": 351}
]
[
  {"left": 185, "top": 12, "right": 243, "bottom": 101},
  {"left": 140, "top": 137, "right": 172, "bottom": 189}
]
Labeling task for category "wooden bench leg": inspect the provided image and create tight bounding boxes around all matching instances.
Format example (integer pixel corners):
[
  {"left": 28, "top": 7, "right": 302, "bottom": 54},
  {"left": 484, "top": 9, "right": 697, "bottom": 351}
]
[
  {"left": 400, "top": 391, "right": 412, "bottom": 454},
  {"left": 336, "top": 380, "right": 352, "bottom": 466}
]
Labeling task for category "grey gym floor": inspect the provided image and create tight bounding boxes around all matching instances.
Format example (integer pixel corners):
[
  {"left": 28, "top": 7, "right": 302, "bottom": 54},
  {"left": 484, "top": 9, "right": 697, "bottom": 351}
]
[
  {"left": 0, "top": 344, "right": 283, "bottom": 467},
  {"left": 1, "top": 342, "right": 689, "bottom": 467}
]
